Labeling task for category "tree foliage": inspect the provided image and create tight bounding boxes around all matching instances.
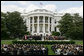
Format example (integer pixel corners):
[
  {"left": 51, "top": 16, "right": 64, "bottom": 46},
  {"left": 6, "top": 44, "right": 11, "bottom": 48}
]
[
  {"left": 52, "top": 31, "right": 60, "bottom": 36},
  {"left": 1, "top": 11, "right": 27, "bottom": 39},
  {"left": 57, "top": 13, "right": 83, "bottom": 40}
]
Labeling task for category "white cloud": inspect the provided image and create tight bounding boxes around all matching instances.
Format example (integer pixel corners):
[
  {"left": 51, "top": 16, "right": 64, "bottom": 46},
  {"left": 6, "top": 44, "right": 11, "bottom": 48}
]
[
  {"left": 43, "top": 4, "right": 57, "bottom": 11},
  {"left": 1, "top": 1, "right": 83, "bottom": 17},
  {"left": 25, "top": 4, "right": 57, "bottom": 12},
  {"left": 17, "top": 1, "right": 31, "bottom": 6},
  {"left": 59, "top": 6, "right": 83, "bottom": 17},
  {"left": 1, "top": 5, "right": 24, "bottom": 13},
  {"left": 1, "top": 3, "right": 57, "bottom": 13},
  {"left": 25, "top": 4, "right": 40, "bottom": 12}
]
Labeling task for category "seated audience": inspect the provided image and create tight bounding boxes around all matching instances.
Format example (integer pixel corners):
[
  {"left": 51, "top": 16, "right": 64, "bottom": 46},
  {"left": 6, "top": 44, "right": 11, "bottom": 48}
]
[
  {"left": 51, "top": 44, "right": 83, "bottom": 55},
  {"left": 1, "top": 44, "right": 48, "bottom": 55}
]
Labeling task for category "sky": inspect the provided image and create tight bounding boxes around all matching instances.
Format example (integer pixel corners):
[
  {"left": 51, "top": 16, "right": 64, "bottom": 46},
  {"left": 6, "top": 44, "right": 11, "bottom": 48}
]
[{"left": 1, "top": 1, "right": 83, "bottom": 17}]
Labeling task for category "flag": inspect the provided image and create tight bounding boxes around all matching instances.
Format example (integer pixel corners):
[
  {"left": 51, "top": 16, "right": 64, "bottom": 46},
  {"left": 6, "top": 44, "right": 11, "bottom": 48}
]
[{"left": 40, "top": 2, "right": 43, "bottom": 5}]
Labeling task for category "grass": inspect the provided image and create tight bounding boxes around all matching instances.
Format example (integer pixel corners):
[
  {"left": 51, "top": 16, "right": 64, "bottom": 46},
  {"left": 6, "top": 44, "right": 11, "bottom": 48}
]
[
  {"left": 74, "top": 40, "right": 83, "bottom": 45},
  {"left": 1, "top": 40, "right": 13, "bottom": 44},
  {"left": 44, "top": 45, "right": 56, "bottom": 55},
  {"left": 1, "top": 40, "right": 83, "bottom": 55}
]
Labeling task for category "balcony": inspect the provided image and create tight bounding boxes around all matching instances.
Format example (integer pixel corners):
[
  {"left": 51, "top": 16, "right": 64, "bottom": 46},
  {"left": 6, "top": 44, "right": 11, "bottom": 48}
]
[{"left": 39, "top": 21, "right": 43, "bottom": 23}]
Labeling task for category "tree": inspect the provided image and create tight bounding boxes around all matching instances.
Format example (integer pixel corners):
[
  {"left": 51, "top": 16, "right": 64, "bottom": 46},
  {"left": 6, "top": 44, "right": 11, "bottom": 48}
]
[
  {"left": 1, "top": 12, "right": 9, "bottom": 39},
  {"left": 1, "top": 11, "right": 27, "bottom": 39},
  {"left": 72, "top": 13, "right": 83, "bottom": 39},
  {"left": 52, "top": 31, "right": 60, "bottom": 36},
  {"left": 57, "top": 13, "right": 83, "bottom": 40}
]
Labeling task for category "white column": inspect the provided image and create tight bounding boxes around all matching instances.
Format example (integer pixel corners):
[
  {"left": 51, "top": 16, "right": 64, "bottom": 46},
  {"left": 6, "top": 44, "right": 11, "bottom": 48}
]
[
  {"left": 56, "top": 21, "right": 60, "bottom": 32},
  {"left": 48, "top": 17, "right": 50, "bottom": 34},
  {"left": 32, "top": 16, "right": 34, "bottom": 35},
  {"left": 51, "top": 17, "right": 54, "bottom": 31},
  {"left": 43, "top": 16, "right": 45, "bottom": 36},
  {"left": 37, "top": 16, "right": 39, "bottom": 35},
  {"left": 28, "top": 17, "right": 30, "bottom": 32}
]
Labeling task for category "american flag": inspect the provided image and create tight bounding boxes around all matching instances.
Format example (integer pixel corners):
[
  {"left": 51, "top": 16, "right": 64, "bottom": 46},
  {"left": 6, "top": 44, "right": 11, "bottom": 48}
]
[{"left": 40, "top": 2, "right": 43, "bottom": 5}]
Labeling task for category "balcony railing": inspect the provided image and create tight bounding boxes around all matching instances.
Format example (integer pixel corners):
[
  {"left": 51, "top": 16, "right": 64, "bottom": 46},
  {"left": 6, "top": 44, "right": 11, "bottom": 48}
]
[{"left": 39, "top": 21, "right": 43, "bottom": 23}]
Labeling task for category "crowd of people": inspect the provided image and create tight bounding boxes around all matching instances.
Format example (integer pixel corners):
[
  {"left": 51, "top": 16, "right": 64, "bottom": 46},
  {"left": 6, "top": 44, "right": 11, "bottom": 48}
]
[
  {"left": 45, "top": 35, "right": 66, "bottom": 40},
  {"left": 23, "top": 35, "right": 66, "bottom": 40},
  {"left": 51, "top": 44, "right": 83, "bottom": 55},
  {"left": 1, "top": 44, "right": 48, "bottom": 55},
  {"left": 23, "top": 35, "right": 42, "bottom": 40}
]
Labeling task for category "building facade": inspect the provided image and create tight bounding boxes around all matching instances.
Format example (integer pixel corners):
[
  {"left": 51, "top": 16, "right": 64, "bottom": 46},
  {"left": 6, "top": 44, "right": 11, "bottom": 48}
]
[{"left": 21, "top": 9, "right": 64, "bottom": 36}]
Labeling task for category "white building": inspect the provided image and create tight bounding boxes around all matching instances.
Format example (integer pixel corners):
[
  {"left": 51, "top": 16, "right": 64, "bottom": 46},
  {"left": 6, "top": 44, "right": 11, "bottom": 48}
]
[{"left": 21, "top": 9, "right": 64, "bottom": 36}]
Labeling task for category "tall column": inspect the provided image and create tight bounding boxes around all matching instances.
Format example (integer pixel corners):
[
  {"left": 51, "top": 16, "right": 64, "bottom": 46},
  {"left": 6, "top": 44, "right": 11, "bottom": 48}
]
[
  {"left": 51, "top": 17, "right": 54, "bottom": 31},
  {"left": 32, "top": 16, "right": 34, "bottom": 35},
  {"left": 37, "top": 16, "right": 39, "bottom": 35},
  {"left": 48, "top": 17, "right": 50, "bottom": 34},
  {"left": 43, "top": 16, "right": 45, "bottom": 36},
  {"left": 28, "top": 17, "right": 30, "bottom": 32}
]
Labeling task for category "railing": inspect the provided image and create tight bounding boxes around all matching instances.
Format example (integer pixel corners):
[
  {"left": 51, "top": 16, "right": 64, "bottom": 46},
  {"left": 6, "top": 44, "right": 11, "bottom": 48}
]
[{"left": 39, "top": 21, "right": 43, "bottom": 23}]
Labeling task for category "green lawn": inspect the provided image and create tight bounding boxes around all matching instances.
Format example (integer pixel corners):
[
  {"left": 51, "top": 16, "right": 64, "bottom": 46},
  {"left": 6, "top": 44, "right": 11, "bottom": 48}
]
[
  {"left": 1, "top": 40, "right": 13, "bottom": 44},
  {"left": 74, "top": 40, "right": 83, "bottom": 45},
  {"left": 44, "top": 45, "right": 56, "bottom": 55},
  {"left": 1, "top": 40, "right": 83, "bottom": 55}
]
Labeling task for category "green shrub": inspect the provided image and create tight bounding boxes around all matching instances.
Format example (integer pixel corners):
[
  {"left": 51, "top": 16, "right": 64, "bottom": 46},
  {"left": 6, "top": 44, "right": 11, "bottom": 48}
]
[
  {"left": 52, "top": 31, "right": 60, "bottom": 36},
  {"left": 12, "top": 40, "right": 75, "bottom": 44}
]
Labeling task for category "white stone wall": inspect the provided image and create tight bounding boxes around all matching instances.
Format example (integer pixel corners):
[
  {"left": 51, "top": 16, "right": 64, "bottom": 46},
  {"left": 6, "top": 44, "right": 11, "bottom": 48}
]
[{"left": 21, "top": 9, "right": 63, "bottom": 36}]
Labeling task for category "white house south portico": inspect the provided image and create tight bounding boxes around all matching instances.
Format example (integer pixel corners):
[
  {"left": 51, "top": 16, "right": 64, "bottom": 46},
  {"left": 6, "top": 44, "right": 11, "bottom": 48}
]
[{"left": 21, "top": 9, "right": 63, "bottom": 36}]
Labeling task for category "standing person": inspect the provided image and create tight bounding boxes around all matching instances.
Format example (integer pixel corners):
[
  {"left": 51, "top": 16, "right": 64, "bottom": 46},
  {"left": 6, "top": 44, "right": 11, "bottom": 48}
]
[{"left": 24, "top": 34, "right": 27, "bottom": 40}]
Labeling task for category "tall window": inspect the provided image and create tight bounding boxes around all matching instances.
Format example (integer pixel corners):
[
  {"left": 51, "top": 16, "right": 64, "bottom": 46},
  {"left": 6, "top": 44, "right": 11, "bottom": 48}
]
[
  {"left": 50, "top": 17, "right": 51, "bottom": 23},
  {"left": 39, "top": 16, "right": 43, "bottom": 23},
  {"left": 34, "top": 24, "right": 37, "bottom": 32},
  {"left": 55, "top": 27, "right": 56, "bottom": 32},
  {"left": 45, "top": 16, "right": 48, "bottom": 23},
  {"left": 34, "top": 16, "right": 37, "bottom": 23},
  {"left": 30, "top": 17, "right": 32, "bottom": 23},
  {"left": 39, "top": 24, "right": 43, "bottom": 32},
  {"left": 45, "top": 24, "right": 48, "bottom": 33}
]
